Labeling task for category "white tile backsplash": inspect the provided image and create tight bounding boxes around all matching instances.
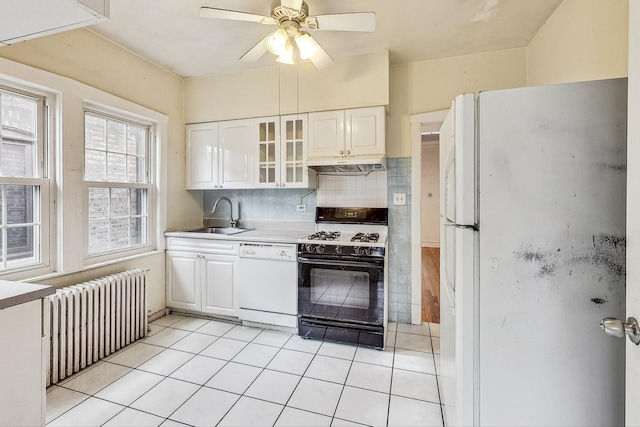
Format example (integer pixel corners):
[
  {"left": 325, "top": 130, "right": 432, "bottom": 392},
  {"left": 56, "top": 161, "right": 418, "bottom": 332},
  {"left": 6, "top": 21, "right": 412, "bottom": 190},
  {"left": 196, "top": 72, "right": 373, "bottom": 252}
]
[{"left": 317, "top": 171, "right": 387, "bottom": 208}]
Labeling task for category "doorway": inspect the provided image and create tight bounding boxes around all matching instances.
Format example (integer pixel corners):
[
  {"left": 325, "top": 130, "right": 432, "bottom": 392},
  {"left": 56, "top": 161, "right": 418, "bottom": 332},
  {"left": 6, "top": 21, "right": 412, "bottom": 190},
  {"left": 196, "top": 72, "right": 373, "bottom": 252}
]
[
  {"left": 409, "top": 110, "right": 448, "bottom": 325},
  {"left": 420, "top": 133, "right": 440, "bottom": 323}
]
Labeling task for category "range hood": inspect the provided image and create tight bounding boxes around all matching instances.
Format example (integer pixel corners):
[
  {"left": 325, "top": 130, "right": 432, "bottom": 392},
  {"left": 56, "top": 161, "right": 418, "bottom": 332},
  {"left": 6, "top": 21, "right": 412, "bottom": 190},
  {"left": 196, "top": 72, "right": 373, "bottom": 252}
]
[{"left": 306, "top": 154, "right": 387, "bottom": 174}]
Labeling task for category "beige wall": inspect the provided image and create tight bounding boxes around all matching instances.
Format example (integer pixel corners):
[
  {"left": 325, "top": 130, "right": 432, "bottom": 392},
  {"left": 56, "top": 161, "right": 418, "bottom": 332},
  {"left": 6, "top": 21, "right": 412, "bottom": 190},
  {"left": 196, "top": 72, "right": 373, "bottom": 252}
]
[
  {"left": 389, "top": 48, "right": 528, "bottom": 157},
  {"left": 527, "top": 0, "right": 628, "bottom": 86},
  {"left": 185, "top": 51, "right": 389, "bottom": 123}
]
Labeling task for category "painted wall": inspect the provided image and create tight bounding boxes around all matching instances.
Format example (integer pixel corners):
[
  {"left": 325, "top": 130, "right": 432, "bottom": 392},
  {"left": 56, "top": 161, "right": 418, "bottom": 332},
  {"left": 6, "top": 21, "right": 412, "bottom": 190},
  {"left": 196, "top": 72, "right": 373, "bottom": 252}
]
[
  {"left": 527, "top": 0, "right": 628, "bottom": 86},
  {"left": 389, "top": 48, "right": 528, "bottom": 157},
  {"left": 421, "top": 143, "right": 439, "bottom": 247},
  {"left": 185, "top": 51, "right": 389, "bottom": 124}
]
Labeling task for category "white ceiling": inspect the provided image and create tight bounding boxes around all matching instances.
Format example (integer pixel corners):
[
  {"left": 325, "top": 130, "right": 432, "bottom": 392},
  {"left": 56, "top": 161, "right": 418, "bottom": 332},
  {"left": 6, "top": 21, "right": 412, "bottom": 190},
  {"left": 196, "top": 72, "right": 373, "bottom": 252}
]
[{"left": 90, "top": 0, "right": 563, "bottom": 78}]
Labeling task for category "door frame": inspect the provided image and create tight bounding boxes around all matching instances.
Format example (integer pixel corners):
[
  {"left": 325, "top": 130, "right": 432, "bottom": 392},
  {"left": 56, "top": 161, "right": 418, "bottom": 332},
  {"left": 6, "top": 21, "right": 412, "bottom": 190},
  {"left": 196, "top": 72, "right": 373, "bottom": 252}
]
[{"left": 410, "top": 109, "right": 449, "bottom": 325}]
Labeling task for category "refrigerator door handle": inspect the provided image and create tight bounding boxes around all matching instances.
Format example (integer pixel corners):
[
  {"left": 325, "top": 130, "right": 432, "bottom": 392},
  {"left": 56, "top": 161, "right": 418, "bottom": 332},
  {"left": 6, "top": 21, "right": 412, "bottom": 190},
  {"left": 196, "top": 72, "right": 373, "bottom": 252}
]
[
  {"left": 442, "top": 146, "right": 455, "bottom": 223},
  {"left": 442, "top": 220, "right": 456, "bottom": 309}
]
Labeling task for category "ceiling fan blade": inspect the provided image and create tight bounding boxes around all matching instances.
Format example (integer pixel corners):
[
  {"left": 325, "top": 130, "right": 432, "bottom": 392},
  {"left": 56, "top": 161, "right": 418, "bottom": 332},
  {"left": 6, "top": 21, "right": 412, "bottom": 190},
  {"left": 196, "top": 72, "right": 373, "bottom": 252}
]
[
  {"left": 281, "top": 0, "right": 303, "bottom": 12},
  {"left": 240, "top": 34, "right": 270, "bottom": 62},
  {"left": 308, "top": 39, "right": 333, "bottom": 70},
  {"left": 308, "top": 12, "right": 376, "bottom": 32},
  {"left": 199, "top": 7, "right": 277, "bottom": 25}
]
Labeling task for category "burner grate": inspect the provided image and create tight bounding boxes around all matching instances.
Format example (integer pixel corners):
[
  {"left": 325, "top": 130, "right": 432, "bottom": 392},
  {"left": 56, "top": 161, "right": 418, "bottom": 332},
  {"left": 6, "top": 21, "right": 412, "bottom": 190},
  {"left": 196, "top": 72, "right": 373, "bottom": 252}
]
[
  {"left": 351, "top": 232, "right": 380, "bottom": 243},
  {"left": 308, "top": 231, "right": 341, "bottom": 241}
]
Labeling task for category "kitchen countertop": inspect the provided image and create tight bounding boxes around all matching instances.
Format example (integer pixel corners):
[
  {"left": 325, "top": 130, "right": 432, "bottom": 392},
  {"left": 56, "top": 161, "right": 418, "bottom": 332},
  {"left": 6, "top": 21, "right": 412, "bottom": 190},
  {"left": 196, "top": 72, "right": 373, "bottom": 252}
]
[
  {"left": 0, "top": 280, "right": 55, "bottom": 310},
  {"left": 165, "top": 220, "right": 315, "bottom": 244}
]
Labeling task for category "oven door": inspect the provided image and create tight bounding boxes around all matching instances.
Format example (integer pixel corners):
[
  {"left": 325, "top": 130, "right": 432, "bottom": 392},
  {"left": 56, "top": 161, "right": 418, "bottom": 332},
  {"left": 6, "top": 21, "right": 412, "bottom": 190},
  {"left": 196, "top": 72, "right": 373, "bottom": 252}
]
[{"left": 297, "top": 254, "right": 385, "bottom": 348}]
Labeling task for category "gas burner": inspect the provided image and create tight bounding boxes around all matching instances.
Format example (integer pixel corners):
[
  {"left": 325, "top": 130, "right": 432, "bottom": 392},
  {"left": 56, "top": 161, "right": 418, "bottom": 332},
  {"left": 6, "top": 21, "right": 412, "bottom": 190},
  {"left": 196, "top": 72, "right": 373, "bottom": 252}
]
[
  {"left": 351, "top": 232, "right": 380, "bottom": 243},
  {"left": 308, "top": 231, "right": 341, "bottom": 241}
]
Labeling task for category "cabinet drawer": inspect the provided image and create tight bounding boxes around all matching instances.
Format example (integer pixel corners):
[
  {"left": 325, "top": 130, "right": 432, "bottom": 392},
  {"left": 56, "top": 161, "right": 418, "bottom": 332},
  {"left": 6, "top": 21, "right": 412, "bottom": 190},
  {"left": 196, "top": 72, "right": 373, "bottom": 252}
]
[{"left": 166, "top": 237, "right": 239, "bottom": 255}]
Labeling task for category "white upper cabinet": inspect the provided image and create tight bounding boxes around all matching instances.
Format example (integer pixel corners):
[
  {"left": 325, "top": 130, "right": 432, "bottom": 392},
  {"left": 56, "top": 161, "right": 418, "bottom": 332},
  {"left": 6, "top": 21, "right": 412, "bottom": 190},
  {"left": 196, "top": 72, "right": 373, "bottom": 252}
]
[
  {"left": 0, "top": 0, "right": 109, "bottom": 46},
  {"left": 280, "top": 114, "right": 314, "bottom": 188},
  {"left": 255, "top": 114, "right": 315, "bottom": 189},
  {"left": 186, "top": 123, "right": 219, "bottom": 190},
  {"left": 308, "top": 110, "right": 345, "bottom": 158},
  {"left": 255, "top": 117, "right": 281, "bottom": 188},
  {"left": 309, "top": 106, "right": 386, "bottom": 158},
  {"left": 345, "top": 106, "right": 386, "bottom": 156},
  {"left": 219, "top": 119, "right": 254, "bottom": 189},
  {"left": 186, "top": 119, "right": 254, "bottom": 190}
]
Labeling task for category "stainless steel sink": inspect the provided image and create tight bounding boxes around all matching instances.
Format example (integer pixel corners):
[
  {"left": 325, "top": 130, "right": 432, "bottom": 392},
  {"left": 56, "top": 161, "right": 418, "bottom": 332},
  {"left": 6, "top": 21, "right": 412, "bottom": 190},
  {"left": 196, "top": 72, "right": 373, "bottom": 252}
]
[{"left": 187, "top": 227, "right": 252, "bottom": 235}]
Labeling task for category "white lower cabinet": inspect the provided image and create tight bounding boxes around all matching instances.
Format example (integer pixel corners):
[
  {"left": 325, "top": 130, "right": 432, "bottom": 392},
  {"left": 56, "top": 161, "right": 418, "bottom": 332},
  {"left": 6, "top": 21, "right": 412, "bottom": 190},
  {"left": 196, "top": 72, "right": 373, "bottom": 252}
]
[
  {"left": 0, "top": 299, "right": 46, "bottom": 426},
  {"left": 166, "top": 238, "right": 239, "bottom": 317}
]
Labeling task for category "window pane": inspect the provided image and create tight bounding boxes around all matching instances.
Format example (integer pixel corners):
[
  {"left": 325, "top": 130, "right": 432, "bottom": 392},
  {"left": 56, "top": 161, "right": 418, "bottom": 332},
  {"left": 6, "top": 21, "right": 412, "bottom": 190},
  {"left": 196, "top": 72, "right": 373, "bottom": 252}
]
[
  {"left": 107, "top": 120, "right": 126, "bottom": 153},
  {"left": 130, "top": 188, "right": 146, "bottom": 216},
  {"left": 7, "top": 226, "right": 34, "bottom": 262},
  {"left": 106, "top": 152, "right": 126, "bottom": 182},
  {"left": 110, "top": 188, "right": 130, "bottom": 218},
  {"left": 88, "top": 219, "right": 109, "bottom": 254},
  {"left": 127, "top": 125, "right": 145, "bottom": 156},
  {"left": 2, "top": 141, "right": 34, "bottom": 178},
  {"left": 109, "top": 218, "right": 129, "bottom": 250},
  {"left": 130, "top": 217, "right": 144, "bottom": 246},
  {"left": 2, "top": 93, "right": 37, "bottom": 138},
  {"left": 85, "top": 149, "right": 107, "bottom": 181},
  {"left": 286, "top": 121, "right": 293, "bottom": 140},
  {"left": 295, "top": 120, "right": 303, "bottom": 140},
  {"left": 88, "top": 188, "right": 109, "bottom": 220},
  {"left": 7, "top": 185, "right": 34, "bottom": 225},
  {"left": 85, "top": 114, "right": 106, "bottom": 150}
]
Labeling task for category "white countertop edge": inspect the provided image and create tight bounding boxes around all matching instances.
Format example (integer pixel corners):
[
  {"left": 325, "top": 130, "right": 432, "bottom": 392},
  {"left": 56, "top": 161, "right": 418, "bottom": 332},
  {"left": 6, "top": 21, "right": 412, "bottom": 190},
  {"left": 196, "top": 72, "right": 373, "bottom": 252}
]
[{"left": 0, "top": 281, "right": 55, "bottom": 310}]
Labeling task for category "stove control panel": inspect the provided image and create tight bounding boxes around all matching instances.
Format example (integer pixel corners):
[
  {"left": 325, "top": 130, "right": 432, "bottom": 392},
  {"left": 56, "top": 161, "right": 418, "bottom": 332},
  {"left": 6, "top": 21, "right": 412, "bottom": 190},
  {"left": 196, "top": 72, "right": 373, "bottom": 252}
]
[{"left": 298, "top": 243, "right": 385, "bottom": 258}]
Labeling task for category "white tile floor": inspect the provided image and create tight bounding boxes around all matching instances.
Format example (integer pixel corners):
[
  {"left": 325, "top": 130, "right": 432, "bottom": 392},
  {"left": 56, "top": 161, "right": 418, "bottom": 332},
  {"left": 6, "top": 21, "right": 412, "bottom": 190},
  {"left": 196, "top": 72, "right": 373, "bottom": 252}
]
[{"left": 46, "top": 314, "right": 443, "bottom": 427}]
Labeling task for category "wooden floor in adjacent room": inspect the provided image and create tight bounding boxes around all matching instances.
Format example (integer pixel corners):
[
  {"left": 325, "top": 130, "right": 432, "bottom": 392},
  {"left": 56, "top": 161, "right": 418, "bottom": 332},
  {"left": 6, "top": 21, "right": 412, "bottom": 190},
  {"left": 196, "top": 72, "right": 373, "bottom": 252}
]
[{"left": 422, "top": 247, "right": 441, "bottom": 324}]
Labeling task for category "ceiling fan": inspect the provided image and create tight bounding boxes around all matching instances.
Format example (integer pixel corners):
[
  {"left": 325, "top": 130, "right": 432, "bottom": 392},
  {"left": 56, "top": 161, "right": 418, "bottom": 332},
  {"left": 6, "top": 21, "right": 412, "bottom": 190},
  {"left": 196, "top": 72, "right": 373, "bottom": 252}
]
[{"left": 199, "top": 0, "right": 376, "bottom": 69}]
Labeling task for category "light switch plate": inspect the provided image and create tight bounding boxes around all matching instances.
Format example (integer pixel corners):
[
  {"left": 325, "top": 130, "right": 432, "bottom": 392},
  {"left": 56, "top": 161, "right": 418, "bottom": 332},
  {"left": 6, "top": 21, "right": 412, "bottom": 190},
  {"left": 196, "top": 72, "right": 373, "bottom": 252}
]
[
  {"left": 393, "top": 193, "right": 406, "bottom": 205},
  {"left": 296, "top": 204, "right": 307, "bottom": 211}
]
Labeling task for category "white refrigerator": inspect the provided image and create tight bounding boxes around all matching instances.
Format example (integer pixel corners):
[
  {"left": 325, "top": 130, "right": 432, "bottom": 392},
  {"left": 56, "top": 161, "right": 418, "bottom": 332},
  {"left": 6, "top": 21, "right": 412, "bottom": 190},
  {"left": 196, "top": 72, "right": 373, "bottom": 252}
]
[{"left": 439, "top": 78, "right": 627, "bottom": 426}]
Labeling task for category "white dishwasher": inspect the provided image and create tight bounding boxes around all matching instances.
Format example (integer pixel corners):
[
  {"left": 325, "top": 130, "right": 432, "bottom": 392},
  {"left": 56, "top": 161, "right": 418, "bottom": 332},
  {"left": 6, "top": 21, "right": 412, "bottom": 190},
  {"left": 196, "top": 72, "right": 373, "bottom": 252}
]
[{"left": 237, "top": 242, "right": 298, "bottom": 328}]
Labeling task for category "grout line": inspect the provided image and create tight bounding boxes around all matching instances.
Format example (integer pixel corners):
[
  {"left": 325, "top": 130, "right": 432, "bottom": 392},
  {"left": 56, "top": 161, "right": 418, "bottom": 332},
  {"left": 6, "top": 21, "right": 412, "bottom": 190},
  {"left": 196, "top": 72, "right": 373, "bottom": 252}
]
[{"left": 47, "top": 318, "right": 444, "bottom": 427}]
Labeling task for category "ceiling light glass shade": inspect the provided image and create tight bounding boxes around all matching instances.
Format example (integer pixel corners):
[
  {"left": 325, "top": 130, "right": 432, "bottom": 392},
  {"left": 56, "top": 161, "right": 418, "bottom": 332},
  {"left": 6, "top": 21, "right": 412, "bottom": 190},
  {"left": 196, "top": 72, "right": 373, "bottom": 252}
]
[
  {"left": 295, "top": 32, "right": 318, "bottom": 60},
  {"left": 276, "top": 40, "right": 294, "bottom": 64},
  {"left": 266, "top": 28, "right": 288, "bottom": 55}
]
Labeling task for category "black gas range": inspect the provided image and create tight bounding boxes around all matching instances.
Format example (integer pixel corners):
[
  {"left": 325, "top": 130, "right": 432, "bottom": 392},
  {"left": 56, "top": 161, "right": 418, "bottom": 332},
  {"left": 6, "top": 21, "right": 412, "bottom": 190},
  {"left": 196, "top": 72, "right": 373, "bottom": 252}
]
[{"left": 297, "top": 207, "right": 388, "bottom": 349}]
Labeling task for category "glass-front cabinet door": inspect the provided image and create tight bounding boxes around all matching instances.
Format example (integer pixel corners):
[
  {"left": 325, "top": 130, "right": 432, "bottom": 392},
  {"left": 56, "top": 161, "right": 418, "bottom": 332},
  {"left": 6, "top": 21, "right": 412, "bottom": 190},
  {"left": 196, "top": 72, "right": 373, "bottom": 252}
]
[
  {"left": 280, "top": 114, "right": 310, "bottom": 188},
  {"left": 255, "top": 117, "right": 280, "bottom": 188}
]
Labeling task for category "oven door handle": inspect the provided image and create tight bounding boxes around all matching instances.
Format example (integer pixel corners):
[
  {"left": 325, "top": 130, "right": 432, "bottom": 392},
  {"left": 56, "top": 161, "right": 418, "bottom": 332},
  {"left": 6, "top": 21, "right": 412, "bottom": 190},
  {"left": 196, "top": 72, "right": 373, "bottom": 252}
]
[{"left": 297, "top": 256, "right": 383, "bottom": 269}]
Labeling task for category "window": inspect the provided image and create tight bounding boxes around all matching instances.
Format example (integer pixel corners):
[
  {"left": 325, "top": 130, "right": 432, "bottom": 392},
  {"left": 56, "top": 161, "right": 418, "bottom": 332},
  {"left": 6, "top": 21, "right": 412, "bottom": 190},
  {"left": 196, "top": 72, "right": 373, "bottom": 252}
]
[
  {"left": 84, "top": 110, "right": 152, "bottom": 256},
  {"left": 0, "top": 87, "right": 49, "bottom": 272}
]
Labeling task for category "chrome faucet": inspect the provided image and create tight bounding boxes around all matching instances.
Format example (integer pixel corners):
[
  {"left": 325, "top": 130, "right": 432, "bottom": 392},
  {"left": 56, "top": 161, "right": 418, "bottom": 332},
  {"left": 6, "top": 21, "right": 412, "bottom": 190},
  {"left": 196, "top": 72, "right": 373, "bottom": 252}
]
[{"left": 211, "top": 197, "right": 237, "bottom": 228}]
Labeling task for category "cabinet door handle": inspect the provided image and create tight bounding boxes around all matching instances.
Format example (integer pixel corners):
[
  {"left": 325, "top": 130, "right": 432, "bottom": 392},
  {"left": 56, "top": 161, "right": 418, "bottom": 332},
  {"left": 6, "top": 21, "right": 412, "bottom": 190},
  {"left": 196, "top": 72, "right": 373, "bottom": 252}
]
[
  {"left": 339, "top": 150, "right": 344, "bottom": 155},
  {"left": 275, "top": 183, "right": 280, "bottom": 187},
  {"left": 346, "top": 150, "right": 351, "bottom": 155},
  {"left": 282, "top": 183, "right": 286, "bottom": 187}
]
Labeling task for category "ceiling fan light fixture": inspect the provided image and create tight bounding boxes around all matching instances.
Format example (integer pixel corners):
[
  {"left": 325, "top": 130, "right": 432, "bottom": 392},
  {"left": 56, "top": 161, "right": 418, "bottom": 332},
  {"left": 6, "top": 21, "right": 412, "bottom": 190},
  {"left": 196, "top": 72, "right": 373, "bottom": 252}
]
[
  {"left": 266, "top": 28, "right": 288, "bottom": 55},
  {"left": 295, "top": 32, "right": 318, "bottom": 60},
  {"left": 276, "top": 40, "right": 295, "bottom": 64}
]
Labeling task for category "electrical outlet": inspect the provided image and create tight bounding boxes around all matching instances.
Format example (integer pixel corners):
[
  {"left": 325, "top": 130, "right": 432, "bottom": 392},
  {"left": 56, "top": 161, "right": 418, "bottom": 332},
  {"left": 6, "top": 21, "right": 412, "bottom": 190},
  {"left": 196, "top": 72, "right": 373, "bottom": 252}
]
[
  {"left": 393, "top": 193, "right": 407, "bottom": 205},
  {"left": 296, "top": 204, "right": 307, "bottom": 212}
]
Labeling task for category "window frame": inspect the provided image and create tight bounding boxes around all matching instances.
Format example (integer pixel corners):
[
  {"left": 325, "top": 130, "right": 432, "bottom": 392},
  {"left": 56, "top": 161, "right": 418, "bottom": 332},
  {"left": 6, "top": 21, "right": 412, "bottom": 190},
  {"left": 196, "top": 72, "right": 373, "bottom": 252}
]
[
  {"left": 0, "top": 83, "right": 54, "bottom": 279},
  {"left": 82, "top": 106, "right": 157, "bottom": 265}
]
